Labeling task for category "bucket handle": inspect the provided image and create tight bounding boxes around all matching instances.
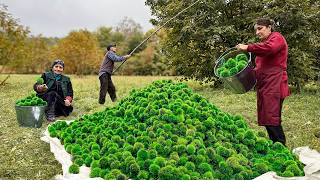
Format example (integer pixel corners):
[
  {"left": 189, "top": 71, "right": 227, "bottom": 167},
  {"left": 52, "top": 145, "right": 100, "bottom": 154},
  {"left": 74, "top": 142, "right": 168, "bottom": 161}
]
[
  {"left": 215, "top": 47, "right": 237, "bottom": 63},
  {"left": 214, "top": 47, "right": 237, "bottom": 79},
  {"left": 214, "top": 47, "right": 253, "bottom": 78},
  {"left": 214, "top": 47, "right": 237, "bottom": 77}
]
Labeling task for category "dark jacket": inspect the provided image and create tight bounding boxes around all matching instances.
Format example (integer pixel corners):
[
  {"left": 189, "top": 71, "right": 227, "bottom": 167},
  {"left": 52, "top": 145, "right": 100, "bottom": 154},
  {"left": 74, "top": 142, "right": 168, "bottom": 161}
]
[
  {"left": 98, "top": 51, "right": 126, "bottom": 76},
  {"left": 34, "top": 71, "right": 73, "bottom": 102}
]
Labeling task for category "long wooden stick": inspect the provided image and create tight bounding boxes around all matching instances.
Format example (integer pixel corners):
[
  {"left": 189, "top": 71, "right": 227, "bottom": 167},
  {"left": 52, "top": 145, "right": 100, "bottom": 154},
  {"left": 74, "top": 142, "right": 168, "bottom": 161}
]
[{"left": 112, "top": 0, "right": 201, "bottom": 74}]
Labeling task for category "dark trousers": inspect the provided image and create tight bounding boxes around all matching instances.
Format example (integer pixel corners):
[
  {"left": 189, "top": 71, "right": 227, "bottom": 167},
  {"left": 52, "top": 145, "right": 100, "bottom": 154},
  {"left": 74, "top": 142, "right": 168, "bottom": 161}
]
[
  {"left": 265, "top": 98, "right": 286, "bottom": 145},
  {"left": 39, "top": 91, "right": 73, "bottom": 117},
  {"left": 99, "top": 73, "right": 116, "bottom": 104}
]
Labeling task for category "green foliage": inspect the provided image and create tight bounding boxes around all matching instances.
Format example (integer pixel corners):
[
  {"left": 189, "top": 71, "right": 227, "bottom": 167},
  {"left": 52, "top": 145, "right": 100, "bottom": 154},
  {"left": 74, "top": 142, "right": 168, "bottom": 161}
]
[
  {"left": 272, "top": 142, "right": 286, "bottom": 151},
  {"left": 0, "top": 5, "right": 29, "bottom": 70},
  {"left": 94, "top": 26, "right": 113, "bottom": 49},
  {"left": 253, "top": 162, "right": 269, "bottom": 174},
  {"left": 70, "top": 144, "right": 81, "bottom": 155},
  {"left": 52, "top": 29, "right": 103, "bottom": 75},
  {"left": 137, "top": 170, "right": 149, "bottom": 179},
  {"left": 149, "top": 164, "right": 160, "bottom": 176},
  {"left": 145, "top": 0, "right": 320, "bottom": 89},
  {"left": 186, "top": 144, "right": 196, "bottom": 155},
  {"left": 16, "top": 93, "right": 47, "bottom": 106},
  {"left": 2, "top": 7, "right": 166, "bottom": 76},
  {"left": 236, "top": 54, "right": 248, "bottom": 62},
  {"left": 158, "top": 165, "right": 177, "bottom": 180},
  {"left": 263, "top": 0, "right": 320, "bottom": 91},
  {"left": 220, "top": 69, "right": 230, "bottom": 78},
  {"left": 74, "top": 157, "right": 84, "bottom": 166},
  {"left": 285, "top": 164, "right": 303, "bottom": 176},
  {"left": 137, "top": 149, "right": 149, "bottom": 160},
  {"left": 198, "top": 162, "right": 213, "bottom": 174},
  {"left": 84, "top": 156, "right": 93, "bottom": 167},
  {"left": 68, "top": 164, "right": 80, "bottom": 174},
  {"left": 185, "top": 161, "right": 195, "bottom": 171},
  {"left": 154, "top": 157, "right": 166, "bottom": 167},
  {"left": 217, "top": 53, "right": 248, "bottom": 77},
  {"left": 117, "top": 28, "right": 175, "bottom": 76},
  {"left": 255, "top": 138, "right": 270, "bottom": 153},
  {"left": 181, "top": 174, "right": 191, "bottom": 180},
  {"left": 23, "top": 36, "right": 52, "bottom": 73},
  {"left": 281, "top": 170, "right": 295, "bottom": 177},
  {"left": 36, "top": 77, "right": 44, "bottom": 84},
  {"left": 104, "top": 169, "right": 127, "bottom": 179},
  {"left": 3, "top": 74, "right": 320, "bottom": 180},
  {"left": 48, "top": 80, "right": 304, "bottom": 178},
  {"left": 90, "top": 167, "right": 102, "bottom": 178}
]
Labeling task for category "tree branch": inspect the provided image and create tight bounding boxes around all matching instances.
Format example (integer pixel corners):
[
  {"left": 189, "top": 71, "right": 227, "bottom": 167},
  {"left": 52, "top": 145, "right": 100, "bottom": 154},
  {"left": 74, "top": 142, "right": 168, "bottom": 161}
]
[{"left": 0, "top": 74, "right": 10, "bottom": 86}]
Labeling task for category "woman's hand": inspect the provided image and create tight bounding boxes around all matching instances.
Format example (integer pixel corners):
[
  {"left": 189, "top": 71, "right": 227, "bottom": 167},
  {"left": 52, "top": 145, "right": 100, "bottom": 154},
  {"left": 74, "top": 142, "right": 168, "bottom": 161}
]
[
  {"left": 36, "top": 84, "right": 48, "bottom": 92},
  {"left": 64, "top": 99, "right": 72, "bottom": 106},
  {"left": 42, "top": 84, "right": 48, "bottom": 91},
  {"left": 236, "top": 44, "right": 248, "bottom": 51}
]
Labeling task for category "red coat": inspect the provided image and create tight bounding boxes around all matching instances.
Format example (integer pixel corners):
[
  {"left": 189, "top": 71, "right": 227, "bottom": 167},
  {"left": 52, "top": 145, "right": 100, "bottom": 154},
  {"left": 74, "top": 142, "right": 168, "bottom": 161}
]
[{"left": 247, "top": 32, "right": 290, "bottom": 126}]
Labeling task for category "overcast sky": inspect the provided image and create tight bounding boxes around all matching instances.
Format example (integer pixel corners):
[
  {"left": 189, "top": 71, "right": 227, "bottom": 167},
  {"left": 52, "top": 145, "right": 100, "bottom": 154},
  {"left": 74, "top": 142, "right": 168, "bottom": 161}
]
[{"left": 0, "top": 0, "right": 154, "bottom": 37}]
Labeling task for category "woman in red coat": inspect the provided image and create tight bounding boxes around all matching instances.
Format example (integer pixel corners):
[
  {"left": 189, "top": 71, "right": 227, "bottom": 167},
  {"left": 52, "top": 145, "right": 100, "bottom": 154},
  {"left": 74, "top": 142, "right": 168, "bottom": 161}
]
[{"left": 236, "top": 18, "right": 290, "bottom": 145}]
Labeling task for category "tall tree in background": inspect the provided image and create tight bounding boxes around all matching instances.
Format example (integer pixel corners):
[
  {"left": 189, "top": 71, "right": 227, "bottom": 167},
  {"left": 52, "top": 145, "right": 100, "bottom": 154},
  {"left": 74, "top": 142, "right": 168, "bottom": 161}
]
[
  {"left": 118, "top": 28, "right": 175, "bottom": 75},
  {"left": 94, "top": 18, "right": 150, "bottom": 75},
  {"left": 146, "top": 0, "right": 263, "bottom": 84},
  {"left": 0, "top": 4, "right": 29, "bottom": 85},
  {"left": 23, "top": 35, "right": 51, "bottom": 73},
  {"left": 0, "top": 4, "right": 171, "bottom": 76},
  {"left": 94, "top": 17, "right": 146, "bottom": 54},
  {"left": 95, "top": 26, "right": 112, "bottom": 49},
  {"left": 52, "top": 30, "right": 103, "bottom": 75},
  {"left": 148, "top": 28, "right": 176, "bottom": 75},
  {"left": 146, "top": 0, "right": 320, "bottom": 90},
  {"left": 115, "top": 17, "right": 143, "bottom": 36},
  {"left": 95, "top": 26, "right": 126, "bottom": 53},
  {"left": 0, "top": 5, "right": 29, "bottom": 72},
  {"left": 115, "top": 17, "right": 146, "bottom": 54},
  {"left": 263, "top": 0, "right": 320, "bottom": 91}
]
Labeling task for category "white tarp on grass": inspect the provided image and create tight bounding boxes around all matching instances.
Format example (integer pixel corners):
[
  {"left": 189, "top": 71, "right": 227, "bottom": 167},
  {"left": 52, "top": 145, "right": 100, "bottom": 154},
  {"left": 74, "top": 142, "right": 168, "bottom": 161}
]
[
  {"left": 254, "top": 146, "right": 320, "bottom": 180},
  {"left": 41, "top": 124, "right": 320, "bottom": 180}
]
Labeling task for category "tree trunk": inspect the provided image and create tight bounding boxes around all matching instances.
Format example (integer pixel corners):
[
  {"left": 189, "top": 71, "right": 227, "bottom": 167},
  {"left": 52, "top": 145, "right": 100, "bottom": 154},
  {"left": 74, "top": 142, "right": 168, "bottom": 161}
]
[{"left": 296, "top": 81, "right": 302, "bottom": 93}]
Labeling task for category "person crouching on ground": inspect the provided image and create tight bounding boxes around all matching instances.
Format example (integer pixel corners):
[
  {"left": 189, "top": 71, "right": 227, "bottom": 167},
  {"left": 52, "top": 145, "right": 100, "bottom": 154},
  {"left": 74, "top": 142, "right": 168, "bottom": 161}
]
[
  {"left": 98, "top": 43, "right": 130, "bottom": 104},
  {"left": 34, "top": 59, "right": 74, "bottom": 122}
]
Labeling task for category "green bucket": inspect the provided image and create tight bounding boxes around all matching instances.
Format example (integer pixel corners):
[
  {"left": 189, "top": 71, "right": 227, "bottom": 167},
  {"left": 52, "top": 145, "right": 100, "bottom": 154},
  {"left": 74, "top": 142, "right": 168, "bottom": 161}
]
[{"left": 15, "top": 105, "right": 46, "bottom": 128}]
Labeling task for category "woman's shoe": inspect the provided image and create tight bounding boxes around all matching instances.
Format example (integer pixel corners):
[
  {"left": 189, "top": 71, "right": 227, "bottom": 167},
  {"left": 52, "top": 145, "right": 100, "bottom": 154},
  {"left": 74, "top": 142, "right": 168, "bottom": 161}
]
[{"left": 46, "top": 114, "right": 55, "bottom": 122}]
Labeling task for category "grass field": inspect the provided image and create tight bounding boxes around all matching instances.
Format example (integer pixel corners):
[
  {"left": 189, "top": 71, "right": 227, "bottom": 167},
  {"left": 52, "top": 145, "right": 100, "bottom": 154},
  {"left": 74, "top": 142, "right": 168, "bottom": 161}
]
[{"left": 0, "top": 74, "right": 319, "bottom": 179}]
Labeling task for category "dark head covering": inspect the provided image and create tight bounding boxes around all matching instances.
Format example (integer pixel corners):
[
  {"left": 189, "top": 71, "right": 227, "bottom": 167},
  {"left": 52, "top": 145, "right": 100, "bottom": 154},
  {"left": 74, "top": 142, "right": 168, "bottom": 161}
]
[
  {"left": 107, "top": 43, "right": 116, "bottom": 51},
  {"left": 255, "top": 18, "right": 275, "bottom": 31},
  {"left": 51, "top": 59, "right": 65, "bottom": 68}
]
